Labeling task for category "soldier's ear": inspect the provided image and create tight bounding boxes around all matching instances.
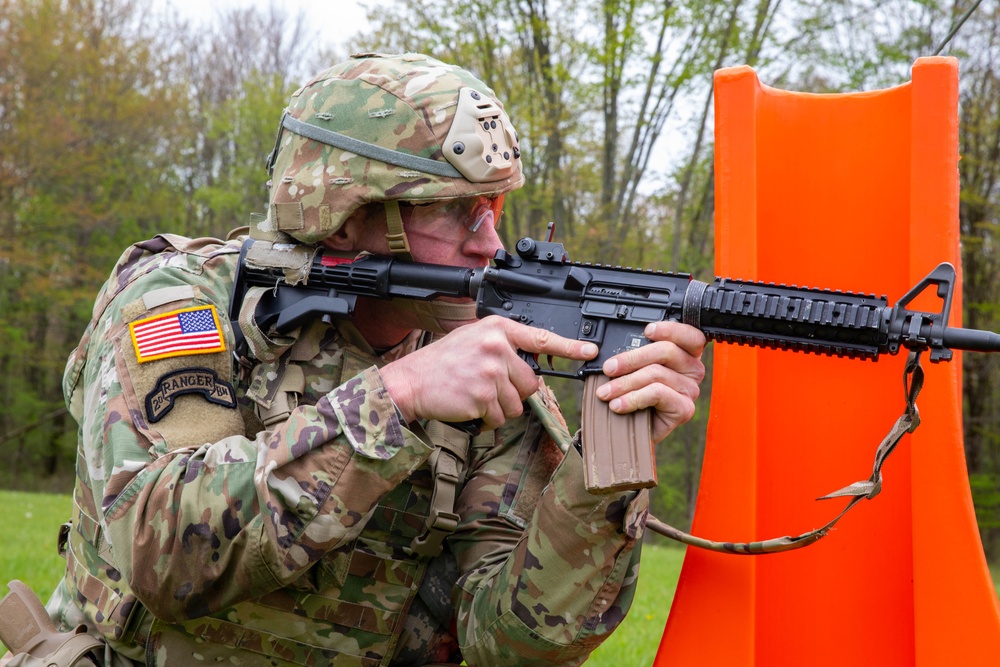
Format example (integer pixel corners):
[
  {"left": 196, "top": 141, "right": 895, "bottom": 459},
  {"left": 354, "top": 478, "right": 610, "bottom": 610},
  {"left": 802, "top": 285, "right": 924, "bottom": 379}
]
[
  {"left": 323, "top": 225, "right": 354, "bottom": 251},
  {"left": 323, "top": 205, "right": 388, "bottom": 253},
  {"left": 323, "top": 207, "right": 369, "bottom": 252}
]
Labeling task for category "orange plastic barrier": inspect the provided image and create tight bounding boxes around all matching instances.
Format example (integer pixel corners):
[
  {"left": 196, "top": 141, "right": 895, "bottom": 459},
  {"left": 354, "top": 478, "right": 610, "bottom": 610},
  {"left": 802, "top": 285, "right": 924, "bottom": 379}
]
[{"left": 655, "top": 57, "right": 1000, "bottom": 666}]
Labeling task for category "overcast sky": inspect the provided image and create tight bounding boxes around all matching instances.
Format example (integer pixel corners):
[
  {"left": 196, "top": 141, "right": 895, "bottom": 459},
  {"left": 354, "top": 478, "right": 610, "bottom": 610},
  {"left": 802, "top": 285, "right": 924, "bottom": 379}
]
[{"left": 155, "top": 0, "right": 381, "bottom": 53}]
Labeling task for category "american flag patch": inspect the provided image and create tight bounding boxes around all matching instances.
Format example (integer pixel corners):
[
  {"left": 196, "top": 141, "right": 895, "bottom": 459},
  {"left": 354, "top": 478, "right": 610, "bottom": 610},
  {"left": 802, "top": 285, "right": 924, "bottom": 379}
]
[{"left": 130, "top": 305, "right": 226, "bottom": 363}]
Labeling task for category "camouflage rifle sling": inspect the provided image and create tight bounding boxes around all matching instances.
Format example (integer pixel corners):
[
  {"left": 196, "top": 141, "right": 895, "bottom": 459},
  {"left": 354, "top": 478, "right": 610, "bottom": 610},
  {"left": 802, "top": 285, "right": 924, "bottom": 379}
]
[{"left": 643, "top": 350, "right": 924, "bottom": 555}]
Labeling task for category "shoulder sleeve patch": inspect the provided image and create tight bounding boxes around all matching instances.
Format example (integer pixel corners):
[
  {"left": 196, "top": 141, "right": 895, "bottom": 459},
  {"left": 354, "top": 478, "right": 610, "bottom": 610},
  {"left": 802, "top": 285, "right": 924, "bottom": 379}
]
[
  {"left": 129, "top": 305, "right": 226, "bottom": 363},
  {"left": 115, "top": 302, "right": 244, "bottom": 453}
]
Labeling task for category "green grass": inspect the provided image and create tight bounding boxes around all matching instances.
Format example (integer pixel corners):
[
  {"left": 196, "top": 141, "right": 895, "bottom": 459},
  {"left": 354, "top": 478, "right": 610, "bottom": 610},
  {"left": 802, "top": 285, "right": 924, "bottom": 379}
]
[
  {"left": 0, "top": 491, "right": 72, "bottom": 660},
  {"left": 0, "top": 490, "right": 72, "bottom": 604}
]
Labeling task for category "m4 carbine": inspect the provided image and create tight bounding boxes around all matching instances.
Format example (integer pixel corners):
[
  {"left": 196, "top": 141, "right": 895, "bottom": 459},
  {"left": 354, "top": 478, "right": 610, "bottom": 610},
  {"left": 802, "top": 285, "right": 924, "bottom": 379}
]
[{"left": 231, "top": 235, "right": 1000, "bottom": 495}]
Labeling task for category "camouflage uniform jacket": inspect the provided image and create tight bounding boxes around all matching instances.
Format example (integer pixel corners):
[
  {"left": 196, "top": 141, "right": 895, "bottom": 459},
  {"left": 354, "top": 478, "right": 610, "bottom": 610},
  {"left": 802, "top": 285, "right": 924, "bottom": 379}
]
[{"left": 53, "top": 234, "right": 650, "bottom": 666}]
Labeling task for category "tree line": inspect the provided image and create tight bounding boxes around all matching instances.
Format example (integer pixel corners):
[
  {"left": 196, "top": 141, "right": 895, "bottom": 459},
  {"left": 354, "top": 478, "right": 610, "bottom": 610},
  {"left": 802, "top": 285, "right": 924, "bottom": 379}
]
[{"left": 1, "top": 0, "right": 998, "bottom": 556}]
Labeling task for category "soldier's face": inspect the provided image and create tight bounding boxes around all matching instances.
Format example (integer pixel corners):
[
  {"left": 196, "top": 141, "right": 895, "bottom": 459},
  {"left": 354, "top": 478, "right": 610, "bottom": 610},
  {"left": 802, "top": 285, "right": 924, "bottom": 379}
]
[
  {"left": 324, "top": 196, "right": 505, "bottom": 270},
  {"left": 324, "top": 197, "right": 500, "bottom": 344},
  {"left": 403, "top": 196, "right": 505, "bottom": 269}
]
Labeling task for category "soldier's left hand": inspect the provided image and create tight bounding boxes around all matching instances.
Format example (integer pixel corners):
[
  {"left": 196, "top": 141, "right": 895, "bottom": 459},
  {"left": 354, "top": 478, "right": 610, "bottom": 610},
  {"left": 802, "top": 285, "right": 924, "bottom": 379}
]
[{"left": 595, "top": 321, "right": 707, "bottom": 443}]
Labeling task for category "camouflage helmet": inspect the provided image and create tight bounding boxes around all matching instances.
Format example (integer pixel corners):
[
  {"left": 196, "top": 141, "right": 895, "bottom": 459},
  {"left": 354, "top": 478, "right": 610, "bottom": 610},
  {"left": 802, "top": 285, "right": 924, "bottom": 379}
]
[{"left": 261, "top": 53, "right": 524, "bottom": 251}]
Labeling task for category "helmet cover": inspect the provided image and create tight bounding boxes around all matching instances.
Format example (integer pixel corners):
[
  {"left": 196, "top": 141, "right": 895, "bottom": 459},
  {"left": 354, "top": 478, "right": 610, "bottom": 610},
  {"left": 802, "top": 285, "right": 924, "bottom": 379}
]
[{"left": 262, "top": 53, "right": 524, "bottom": 245}]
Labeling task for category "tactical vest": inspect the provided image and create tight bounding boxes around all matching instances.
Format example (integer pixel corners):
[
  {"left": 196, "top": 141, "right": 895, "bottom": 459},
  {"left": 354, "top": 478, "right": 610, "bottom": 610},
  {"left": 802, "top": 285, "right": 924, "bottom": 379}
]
[{"left": 61, "top": 235, "right": 471, "bottom": 666}]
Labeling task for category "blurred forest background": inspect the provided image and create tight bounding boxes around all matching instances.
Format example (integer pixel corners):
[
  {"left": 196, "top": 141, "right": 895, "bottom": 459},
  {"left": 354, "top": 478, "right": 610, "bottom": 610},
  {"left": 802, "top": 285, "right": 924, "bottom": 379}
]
[{"left": 1, "top": 0, "right": 999, "bottom": 557}]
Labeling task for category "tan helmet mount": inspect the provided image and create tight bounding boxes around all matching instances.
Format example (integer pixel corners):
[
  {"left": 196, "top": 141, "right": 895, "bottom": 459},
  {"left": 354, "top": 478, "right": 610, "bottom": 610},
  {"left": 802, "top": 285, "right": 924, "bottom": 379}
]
[{"left": 443, "top": 87, "right": 520, "bottom": 184}]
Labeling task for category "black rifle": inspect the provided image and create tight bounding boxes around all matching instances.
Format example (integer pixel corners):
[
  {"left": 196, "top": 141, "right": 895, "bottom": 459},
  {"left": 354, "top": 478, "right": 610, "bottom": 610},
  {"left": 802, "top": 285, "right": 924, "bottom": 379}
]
[{"left": 231, "top": 235, "right": 1000, "bottom": 493}]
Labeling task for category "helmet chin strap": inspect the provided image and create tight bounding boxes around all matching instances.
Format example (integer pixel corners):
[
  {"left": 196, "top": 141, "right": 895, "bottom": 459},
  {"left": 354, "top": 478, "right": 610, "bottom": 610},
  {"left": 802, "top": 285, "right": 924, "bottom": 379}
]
[{"left": 384, "top": 201, "right": 413, "bottom": 261}]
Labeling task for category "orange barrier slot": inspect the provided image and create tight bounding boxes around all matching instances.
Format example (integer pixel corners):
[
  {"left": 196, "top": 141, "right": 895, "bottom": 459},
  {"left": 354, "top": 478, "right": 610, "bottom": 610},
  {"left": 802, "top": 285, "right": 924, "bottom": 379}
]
[{"left": 655, "top": 58, "right": 1000, "bottom": 666}]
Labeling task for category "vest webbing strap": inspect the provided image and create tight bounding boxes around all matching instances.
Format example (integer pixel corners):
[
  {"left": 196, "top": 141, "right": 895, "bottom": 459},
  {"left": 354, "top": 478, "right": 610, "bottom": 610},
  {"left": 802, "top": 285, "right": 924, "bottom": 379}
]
[{"left": 411, "top": 422, "right": 470, "bottom": 557}]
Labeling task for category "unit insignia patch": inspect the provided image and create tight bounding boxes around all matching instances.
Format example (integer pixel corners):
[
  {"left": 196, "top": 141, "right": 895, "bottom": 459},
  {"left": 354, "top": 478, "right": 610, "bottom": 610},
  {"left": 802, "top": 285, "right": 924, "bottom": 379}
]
[{"left": 145, "top": 368, "right": 237, "bottom": 423}]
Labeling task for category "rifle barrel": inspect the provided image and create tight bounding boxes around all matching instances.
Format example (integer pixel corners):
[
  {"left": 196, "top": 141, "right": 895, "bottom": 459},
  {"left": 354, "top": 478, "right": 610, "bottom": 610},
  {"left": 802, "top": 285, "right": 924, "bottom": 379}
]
[{"left": 942, "top": 326, "right": 1000, "bottom": 353}]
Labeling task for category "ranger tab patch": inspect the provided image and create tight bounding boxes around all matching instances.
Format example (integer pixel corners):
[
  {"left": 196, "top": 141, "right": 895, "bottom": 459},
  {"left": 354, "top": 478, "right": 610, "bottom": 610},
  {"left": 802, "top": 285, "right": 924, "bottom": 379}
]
[
  {"left": 130, "top": 305, "right": 226, "bottom": 363},
  {"left": 146, "top": 368, "right": 237, "bottom": 423}
]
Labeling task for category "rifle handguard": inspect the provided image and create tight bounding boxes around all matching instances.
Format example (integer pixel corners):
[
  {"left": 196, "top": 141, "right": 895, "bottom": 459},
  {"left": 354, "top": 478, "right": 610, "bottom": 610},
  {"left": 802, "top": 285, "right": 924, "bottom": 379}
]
[{"left": 581, "top": 375, "right": 656, "bottom": 492}]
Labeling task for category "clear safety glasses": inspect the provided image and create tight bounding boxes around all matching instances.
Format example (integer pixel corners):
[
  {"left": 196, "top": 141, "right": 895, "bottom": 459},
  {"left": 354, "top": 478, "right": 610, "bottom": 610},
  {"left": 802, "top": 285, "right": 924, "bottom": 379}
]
[{"left": 405, "top": 195, "right": 505, "bottom": 236}]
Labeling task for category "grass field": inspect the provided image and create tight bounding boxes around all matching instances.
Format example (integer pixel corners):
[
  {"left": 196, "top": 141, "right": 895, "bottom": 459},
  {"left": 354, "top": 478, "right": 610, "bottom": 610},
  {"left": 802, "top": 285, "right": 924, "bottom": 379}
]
[
  {"left": 0, "top": 490, "right": 71, "bottom": 604},
  {"left": 1, "top": 490, "right": 997, "bottom": 665}
]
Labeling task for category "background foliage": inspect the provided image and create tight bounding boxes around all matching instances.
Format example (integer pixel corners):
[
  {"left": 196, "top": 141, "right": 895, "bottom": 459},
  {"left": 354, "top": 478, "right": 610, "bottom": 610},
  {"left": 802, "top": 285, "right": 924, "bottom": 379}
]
[{"left": 1, "top": 0, "right": 999, "bottom": 557}]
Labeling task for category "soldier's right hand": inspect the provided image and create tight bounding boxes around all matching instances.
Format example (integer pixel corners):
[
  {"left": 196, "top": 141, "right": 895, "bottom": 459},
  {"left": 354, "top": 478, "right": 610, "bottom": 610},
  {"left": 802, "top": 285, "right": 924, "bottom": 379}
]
[{"left": 379, "top": 316, "right": 598, "bottom": 429}]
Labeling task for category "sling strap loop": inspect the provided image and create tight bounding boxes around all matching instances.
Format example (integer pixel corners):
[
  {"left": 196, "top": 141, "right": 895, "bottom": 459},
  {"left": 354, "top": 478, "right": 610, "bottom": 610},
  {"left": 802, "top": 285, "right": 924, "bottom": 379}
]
[{"left": 646, "top": 351, "right": 925, "bottom": 555}]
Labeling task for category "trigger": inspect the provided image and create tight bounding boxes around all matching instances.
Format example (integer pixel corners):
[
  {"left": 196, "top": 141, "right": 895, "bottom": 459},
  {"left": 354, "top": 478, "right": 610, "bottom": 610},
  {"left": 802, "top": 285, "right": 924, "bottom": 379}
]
[
  {"left": 519, "top": 350, "right": 541, "bottom": 372},
  {"left": 545, "top": 354, "right": 555, "bottom": 371}
]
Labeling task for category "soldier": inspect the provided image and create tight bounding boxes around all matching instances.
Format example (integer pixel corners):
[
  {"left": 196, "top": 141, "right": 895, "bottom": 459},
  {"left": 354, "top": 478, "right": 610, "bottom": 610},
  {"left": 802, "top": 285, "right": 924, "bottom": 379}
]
[{"left": 22, "top": 53, "right": 705, "bottom": 666}]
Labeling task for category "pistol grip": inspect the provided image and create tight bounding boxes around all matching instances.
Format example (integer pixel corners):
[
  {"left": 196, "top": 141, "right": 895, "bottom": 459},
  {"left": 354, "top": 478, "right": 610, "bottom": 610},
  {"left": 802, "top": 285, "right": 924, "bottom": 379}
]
[
  {"left": 0, "top": 580, "right": 103, "bottom": 662},
  {"left": 580, "top": 375, "right": 657, "bottom": 493},
  {"left": 0, "top": 580, "right": 57, "bottom": 655}
]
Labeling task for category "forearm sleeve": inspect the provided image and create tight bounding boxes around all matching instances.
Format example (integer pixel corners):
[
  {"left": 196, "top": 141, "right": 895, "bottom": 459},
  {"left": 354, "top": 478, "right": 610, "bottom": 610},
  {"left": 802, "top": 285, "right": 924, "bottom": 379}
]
[{"left": 93, "top": 356, "right": 431, "bottom": 621}]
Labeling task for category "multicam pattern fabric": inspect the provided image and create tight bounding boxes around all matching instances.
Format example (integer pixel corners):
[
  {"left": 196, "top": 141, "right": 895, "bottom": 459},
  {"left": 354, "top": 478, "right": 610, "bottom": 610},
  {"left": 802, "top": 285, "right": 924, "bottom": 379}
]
[
  {"left": 265, "top": 53, "right": 524, "bottom": 245},
  {"left": 51, "top": 234, "right": 649, "bottom": 666}
]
